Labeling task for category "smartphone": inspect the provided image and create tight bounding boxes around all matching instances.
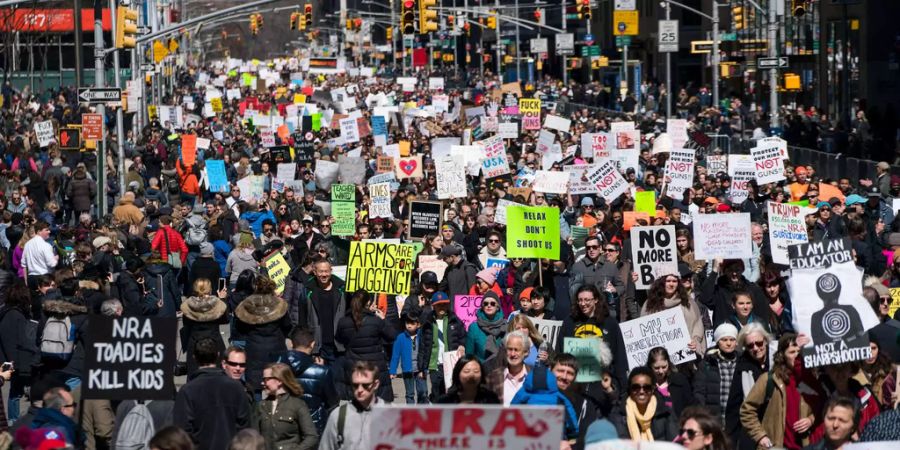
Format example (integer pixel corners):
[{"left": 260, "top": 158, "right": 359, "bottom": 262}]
[
  {"left": 218, "top": 278, "right": 227, "bottom": 292},
  {"left": 1, "top": 362, "right": 13, "bottom": 372}
]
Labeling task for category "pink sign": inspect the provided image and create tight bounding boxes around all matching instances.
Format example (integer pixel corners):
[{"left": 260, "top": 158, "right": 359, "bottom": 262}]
[{"left": 454, "top": 295, "right": 483, "bottom": 330}]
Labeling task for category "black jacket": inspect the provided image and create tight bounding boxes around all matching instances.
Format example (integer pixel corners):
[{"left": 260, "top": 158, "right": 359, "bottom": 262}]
[
  {"left": 189, "top": 258, "right": 222, "bottom": 295},
  {"left": 560, "top": 315, "right": 629, "bottom": 389},
  {"left": 335, "top": 312, "right": 397, "bottom": 365},
  {"left": 699, "top": 271, "right": 770, "bottom": 326},
  {"left": 439, "top": 259, "right": 478, "bottom": 300},
  {"left": 608, "top": 393, "right": 679, "bottom": 441},
  {"left": 0, "top": 268, "right": 13, "bottom": 305},
  {"left": 663, "top": 371, "right": 695, "bottom": 418},
  {"left": 418, "top": 310, "right": 467, "bottom": 371},
  {"left": 273, "top": 350, "right": 339, "bottom": 434},
  {"left": 234, "top": 294, "right": 293, "bottom": 391},
  {"left": 0, "top": 305, "right": 38, "bottom": 379},
  {"left": 117, "top": 271, "right": 155, "bottom": 316},
  {"left": 181, "top": 311, "right": 229, "bottom": 376},
  {"left": 38, "top": 298, "right": 89, "bottom": 379},
  {"left": 725, "top": 352, "right": 768, "bottom": 450},
  {"left": 693, "top": 350, "right": 738, "bottom": 418},
  {"left": 173, "top": 367, "right": 251, "bottom": 450},
  {"left": 144, "top": 261, "right": 180, "bottom": 317}
]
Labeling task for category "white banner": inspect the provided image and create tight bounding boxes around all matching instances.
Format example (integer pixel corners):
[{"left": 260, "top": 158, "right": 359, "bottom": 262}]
[
  {"left": 692, "top": 213, "right": 753, "bottom": 260},
  {"left": 620, "top": 308, "right": 697, "bottom": 370},
  {"left": 532, "top": 170, "right": 569, "bottom": 194},
  {"left": 588, "top": 161, "right": 629, "bottom": 203}
]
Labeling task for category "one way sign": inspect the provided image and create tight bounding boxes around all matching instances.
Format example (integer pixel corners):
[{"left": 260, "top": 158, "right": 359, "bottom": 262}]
[
  {"left": 758, "top": 57, "right": 788, "bottom": 69},
  {"left": 78, "top": 87, "right": 122, "bottom": 104}
]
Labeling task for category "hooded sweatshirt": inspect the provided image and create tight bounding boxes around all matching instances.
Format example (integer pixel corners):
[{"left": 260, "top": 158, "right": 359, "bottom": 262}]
[
  {"left": 225, "top": 249, "right": 258, "bottom": 285},
  {"left": 510, "top": 365, "right": 580, "bottom": 440}
]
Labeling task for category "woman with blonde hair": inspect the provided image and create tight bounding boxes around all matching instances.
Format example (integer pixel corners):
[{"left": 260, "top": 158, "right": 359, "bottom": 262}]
[
  {"left": 257, "top": 362, "right": 319, "bottom": 450},
  {"left": 506, "top": 314, "right": 545, "bottom": 366},
  {"left": 181, "top": 278, "right": 229, "bottom": 375}
]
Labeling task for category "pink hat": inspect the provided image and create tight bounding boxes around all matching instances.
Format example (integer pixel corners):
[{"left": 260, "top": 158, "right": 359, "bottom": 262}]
[{"left": 476, "top": 268, "right": 498, "bottom": 286}]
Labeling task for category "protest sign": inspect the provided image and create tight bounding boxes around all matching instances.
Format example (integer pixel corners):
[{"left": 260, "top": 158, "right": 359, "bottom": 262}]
[
  {"left": 532, "top": 170, "right": 570, "bottom": 194},
  {"left": 395, "top": 155, "right": 424, "bottom": 179},
  {"left": 692, "top": 213, "right": 752, "bottom": 260},
  {"left": 368, "top": 182, "right": 393, "bottom": 219},
  {"left": 890, "top": 288, "right": 900, "bottom": 319},
  {"left": 582, "top": 132, "right": 611, "bottom": 161},
  {"left": 707, "top": 155, "right": 727, "bottom": 175},
  {"left": 759, "top": 136, "right": 789, "bottom": 160},
  {"left": 536, "top": 130, "right": 555, "bottom": 154},
  {"left": 340, "top": 117, "right": 360, "bottom": 143},
  {"left": 314, "top": 159, "right": 340, "bottom": 190},
  {"left": 433, "top": 94, "right": 449, "bottom": 113},
  {"left": 588, "top": 161, "right": 629, "bottom": 203},
  {"left": 418, "top": 255, "right": 448, "bottom": 282},
  {"left": 181, "top": 135, "right": 197, "bottom": 165},
  {"left": 787, "top": 238, "right": 880, "bottom": 367},
  {"left": 563, "top": 164, "right": 596, "bottom": 195},
  {"left": 206, "top": 160, "right": 228, "bottom": 192},
  {"left": 752, "top": 142, "right": 786, "bottom": 184},
  {"left": 506, "top": 206, "right": 560, "bottom": 260},
  {"left": 664, "top": 149, "right": 695, "bottom": 198},
  {"left": 531, "top": 318, "right": 563, "bottom": 350},
  {"left": 728, "top": 154, "right": 755, "bottom": 203},
  {"left": 435, "top": 156, "right": 467, "bottom": 199},
  {"left": 371, "top": 115, "right": 387, "bottom": 137},
  {"left": 498, "top": 122, "right": 518, "bottom": 139},
  {"left": 479, "top": 135, "right": 510, "bottom": 178},
  {"left": 564, "top": 338, "right": 604, "bottom": 382},
  {"left": 495, "top": 199, "right": 524, "bottom": 225},
  {"left": 409, "top": 201, "right": 443, "bottom": 239},
  {"left": 634, "top": 191, "right": 656, "bottom": 215},
  {"left": 84, "top": 317, "right": 177, "bottom": 400},
  {"left": 376, "top": 156, "right": 394, "bottom": 173},
  {"left": 544, "top": 114, "right": 571, "bottom": 133},
  {"left": 485, "top": 258, "right": 509, "bottom": 270},
  {"left": 519, "top": 98, "right": 541, "bottom": 130},
  {"left": 368, "top": 405, "right": 563, "bottom": 449},
  {"left": 428, "top": 77, "right": 444, "bottom": 90},
  {"left": 441, "top": 352, "right": 461, "bottom": 391},
  {"left": 767, "top": 202, "right": 811, "bottom": 265},
  {"left": 667, "top": 119, "right": 689, "bottom": 148},
  {"left": 331, "top": 184, "right": 356, "bottom": 236},
  {"left": 338, "top": 156, "right": 366, "bottom": 185},
  {"left": 455, "top": 295, "right": 484, "bottom": 330},
  {"left": 237, "top": 175, "right": 265, "bottom": 203},
  {"left": 611, "top": 130, "right": 641, "bottom": 173},
  {"left": 620, "top": 308, "right": 697, "bottom": 370},
  {"left": 259, "top": 130, "right": 276, "bottom": 148},
  {"left": 346, "top": 241, "right": 416, "bottom": 296},
  {"left": 630, "top": 226, "right": 678, "bottom": 290},
  {"left": 34, "top": 120, "right": 55, "bottom": 147},
  {"left": 263, "top": 252, "right": 290, "bottom": 295},
  {"left": 276, "top": 163, "right": 296, "bottom": 183}
]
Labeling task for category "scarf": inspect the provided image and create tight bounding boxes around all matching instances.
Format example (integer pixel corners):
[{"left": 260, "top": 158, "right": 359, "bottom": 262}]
[
  {"left": 476, "top": 313, "right": 506, "bottom": 358},
  {"left": 625, "top": 396, "right": 657, "bottom": 441}
]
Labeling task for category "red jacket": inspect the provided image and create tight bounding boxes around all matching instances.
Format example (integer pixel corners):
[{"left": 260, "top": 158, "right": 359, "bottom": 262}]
[{"left": 151, "top": 225, "right": 188, "bottom": 265}]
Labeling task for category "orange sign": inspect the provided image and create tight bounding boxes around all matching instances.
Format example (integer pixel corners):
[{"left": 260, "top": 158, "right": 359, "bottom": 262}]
[{"left": 81, "top": 113, "right": 103, "bottom": 140}]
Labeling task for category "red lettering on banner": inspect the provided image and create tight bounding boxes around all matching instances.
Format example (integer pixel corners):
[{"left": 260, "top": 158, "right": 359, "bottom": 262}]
[
  {"left": 451, "top": 408, "right": 486, "bottom": 434},
  {"left": 399, "top": 409, "right": 442, "bottom": 435},
  {"left": 755, "top": 158, "right": 777, "bottom": 170},
  {"left": 489, "top": 409, "right": 548, "bottom": 437}
]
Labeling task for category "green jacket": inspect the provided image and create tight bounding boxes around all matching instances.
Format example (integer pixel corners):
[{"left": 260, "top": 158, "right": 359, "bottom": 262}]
[{"left": 256, "top": 392, "right": 319, "bottom": 450}]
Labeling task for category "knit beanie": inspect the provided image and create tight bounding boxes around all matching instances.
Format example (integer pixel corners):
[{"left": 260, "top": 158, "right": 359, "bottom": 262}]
[{"left": 714, "top": 323, "right": 739, "bottom": 342}]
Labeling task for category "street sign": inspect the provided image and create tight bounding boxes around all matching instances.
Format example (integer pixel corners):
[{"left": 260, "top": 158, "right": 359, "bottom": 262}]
[
  {"left": 658, "top": 20, "right": 679, "bottom": 53},
  {"left": 78, "top": 87, "right": 122, "bottom": 104},
  {"left": 615, "top": 0, "right": 636, "bottom": 9},
  {"left": 556, "top": 33, "right": 574, "bottom": 55},
  {"left": 691, "top": 40, "right": 713, "bottom": 54},
  {"left": 613, "top": 10, "right": 639, "bottom": 36},
  {"left": 58, "top": 128, "right": 81, "bottom": 150},
  {"left": 82, "top": 114, "right": 103, "bottom": 141},
  {"left": 530, "top": 38, "right": 548, "bottom": 54},
  {"left": 581, "top": 45, "right": 601, "bottom": 57},
  {"left": 720, "top": 32, "right": 738, "bottom": 41},
  {"left": 615, "top": 36, "right": 631, "bottom": 47},
  {"left": 584, "top": 33, "right": 594, "bottom": 45},
  {"left": 758, "top": 56, "right": 789, "bottom": 69}
]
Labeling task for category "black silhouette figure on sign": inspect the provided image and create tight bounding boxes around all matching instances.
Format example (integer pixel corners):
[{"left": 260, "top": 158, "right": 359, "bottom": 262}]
[{"left": 809, "top": 273, "right": 865, "bottom": 345}]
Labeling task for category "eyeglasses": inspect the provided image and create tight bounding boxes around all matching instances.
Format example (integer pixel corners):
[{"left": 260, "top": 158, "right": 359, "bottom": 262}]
[
  {"left": 351, "top": 381, "right": 377, "bottom": 391},
  {"left": 746, "top": 340, "right": 766, "bottom": 349},
  {"left": 262, "top": 376, "right": 278, "bottom": 382},
  {"left": 629, "top": 384, "right": 654, "bottom": 393},
  {"left": 488, "top": 239, "right": 500, "bottom": 243},
  {"left": 225, "top": 360, "right": 247, "bottom": 368},
  {"left": 680, "top": 428, "right": 702, "bottom": 440},
  {"left": 64, "top": 402, "right": 78, "bottom": 408},
  {"left": 586, "top": 245, "right": 600, "bottom": 250},
  {"left": 603, "top": 248, "right": 617, "bottom": 252},
  {"left": 880, "top": 297, "right": 891, "bottom": 304},
  {"left": 481, "top": 301, "right": 498, "bottom": 307}
]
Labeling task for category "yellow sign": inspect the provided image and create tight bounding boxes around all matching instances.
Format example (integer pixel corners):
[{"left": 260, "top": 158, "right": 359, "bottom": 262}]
[
  {"left": 152, "top": 40, "right": 168, "bottom": 63},
  {"left": 890, "top": 288, "right": 900, "bottom": 318},
  {"left": 147, "top": 105, "right": 158, "bottom": 120},
  {"left": 167, "top": 38, "right": 179, "bottom": 53},
  {"left": 263, "top": 252, "right": 290, "bottom": 295},
  {"left": 613, "top": 10, "right": 639, "bottom": 36},
  {"left": 293, "top": 94, "right": 306, "bottom": 104},
  {"left": 210, "top": 97, "right": 223, "bottom": 113},
  {"left": 345, "top": 241, "right": 416, "bottom": 296}
]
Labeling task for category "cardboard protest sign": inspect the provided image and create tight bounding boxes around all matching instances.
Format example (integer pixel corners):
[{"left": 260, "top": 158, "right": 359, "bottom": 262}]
[
  {"left": 707, "top": 155, "right": 727, "bottom": 175},
  {"left": 34, "top": 120, "right": 55, "bottom": 147},
  {"left": 314, "top": 159, "right": 340, "bottom": 190},
  {"left": 564, "top": 338, "right": 604, "bottom": 382},
  {"left": 544, "top": 114, "right": 571, "bottom": 133},
  {"left": 237, "top": 175, "right": 265, "bottom": 203},
  {"left": 611, "top": 130, "right": 641, "bottom": 173},
  {"left": 395, "top": 155, "right": 424, "bottom": 179},
  {"left": 563, "top": 164, "right": 596, "bottom": 195},
  {"left": 759, "top": 136, "right": 789, "bottom": 160},
  {"left": 346, "top": 241, "right": 416, "bottom": 296},
  {"left": 84, "top": 317, "right": 177, "bottom": 400},
  {"left": 588, "top": 161, "right": 629, "bottom": 203},
  {"left": 728, "top": 154, "right": 755, "bottom": 203},
  {"left": 368, "top": 182, "right": 393, "bottom": 219},
  {"left": 263, "top": 252, "right": 290, "bottom": 295},
  {"left": 206, "top": 160, "right": 229, "bottom": 192},
  {"left": 368, "top": 405, "right": 563, "bottom": 449},
  {"left": 409, "top": 201, "right": 443, "bottom": 239},
  {"left": 479, "top": 135, "right": 510, "bottom": 178},
  {"left": 788, "top": 238, "right": 880, "bottom": 367},
  {"left": 692, "top": 213, "right": 752, "bottom": 260},
  {"left": 634, "top": 191, "right": 656, "bottom": 216},
  {"left": 331, "top": 184, "right": 356, "bottom": 236},
  {"left": 485, "top": 258, "right": 509, "bottom": 270},
  {"left": 519, "top": 98, "right": 541, "bottom": 130},
  {"left": 435, "top": 156, "right": 467, "bottom": 199},
  {"left": 340, "top": 116, "right": 360, "bottom": 143},
  {"left": 620, "top": 308, "right": 697, "bottom": 370},
  {"left": 664, "top": 149, "right": 695, "bottom": 198},
  {"left": 338, "top": 156, "right": 366, "bottom": 185},
  {"left": 532, "top": 170, "right": 569, "bottom": 194},
  {"left": 455, "top": 295, "right": 484, "bottom": 330},
  {"left": 498, "top": 122, "right": 518, "bottom": 139},
  {"left": 667, "top": 119, "right": 689, "bottom": 148},
  {"left": 531, "top": 318, "right": 563, "bottom": 350},
  {"left": 505, "top": 206, "right": 560, "bottom": 260},
  {"left": 495, "top": 199, "right": 523, "bottom": 225},
  {"left": 582, "top": 132, "right": 611, "bottom": 161},
  {"left": 631, "top": 226, "right": 678, "bottom": 290},
  {"left": 752, "top": 141, "right": 786, "bottom": 184},
  {"left": 767, "top": 202, "right": 811, "bottom": 265},
  {"left": 890, "top": 288, "right": 900, "bottom": 319},
  {"left": 418, "top": 255, "right": 448, "bottom": 282}
]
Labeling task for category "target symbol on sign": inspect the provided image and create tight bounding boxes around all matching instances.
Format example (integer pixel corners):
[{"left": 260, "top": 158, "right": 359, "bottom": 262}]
[{"left": 822, "top": 309, "right": 851, "bottom": 340}]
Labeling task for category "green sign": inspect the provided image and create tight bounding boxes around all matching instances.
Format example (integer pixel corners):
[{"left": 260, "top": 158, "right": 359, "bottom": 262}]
[
  {"left": 720, "top": 32, "right": 737, "bottom": 42},
  {"left": 615, "top": 36, "right": 632, "bottom": 47},
  {"left": 505, "top": 206, "right": 560, "bottom": 260},
  {"left": 331, "top": 184, "right": 356, "bottom": 236},
  {"left": 580, "top": 45, "right": 600, "bottom": 57}
]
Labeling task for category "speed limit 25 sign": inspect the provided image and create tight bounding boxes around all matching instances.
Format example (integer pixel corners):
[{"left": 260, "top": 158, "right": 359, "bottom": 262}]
[{"left": 658, "top": 20, "right": 679, "bottom": 53}]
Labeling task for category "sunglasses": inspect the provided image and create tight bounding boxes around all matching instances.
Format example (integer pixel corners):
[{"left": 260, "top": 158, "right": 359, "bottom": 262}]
[
  {"left": 586, "top": 245, "right": 600, "bottom": 250},
  {"left": 488, "top": 239, "right": 500, "bottom": 243},
  {"left": 746, "top": 340, "right": 766, "bottom": 349},
  {"left": 351, "top": 381, "right": 376, "bottom": 391},
  {"left": 64, "top": 402, "right": 78, "bottom": 408},
  {"left": 680, "top": 428, "right": 701, "bottom": 440},
  {"left": 630, "top": 383, "right": 654, "bottom": 393},
  {"left": 262, "top": 376, "right": 278, "bottom": 381},
  {"left": 225, "top": 360, "right": 247, "bottom": 368},
  {"left": 481, "top": 301, "right": 498, "bottom": 307},
  {"left": 604, "top": 248, "right": 618, "bottom": 252}
]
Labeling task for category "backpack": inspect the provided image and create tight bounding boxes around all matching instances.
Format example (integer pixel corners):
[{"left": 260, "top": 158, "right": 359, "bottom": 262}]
[
  {"left": 116, "top": 401, "right": 156, "bottom": 450},
  {"left": 165, "top": 175, "right": 180, "bottom": 195},
  {"left": 336, "top": 402, "right": 348, "bottom": 449},
  {"left": 183, "top": 217, "right": 208, "bottom": 246},
  {"left": 40, "top": 316, "right": 75, "bottom": 362}
]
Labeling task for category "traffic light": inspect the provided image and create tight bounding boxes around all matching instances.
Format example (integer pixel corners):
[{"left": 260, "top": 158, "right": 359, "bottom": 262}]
[
  {"left": 580, "top": 0, "right": 591, "bottom": 21},
  {"left": 401, "top": 0, "right": 415, "bottom": 35},
  {"left": 386, "top": 26, "right": 393, "bottom": 40},
  {"left": 732, "top": 6, "right": 744, "bottom": 30},
  {"left": 419, "top": 0, "right": 438, "bottom": 34},
  {"left": 290, "top": 12, "right": 298, "bottom": 30},
  {"left": 486, "top": 11, "right": 496, "bottom": 29},
  {"left": 303, "top": 4, "right": 312, "bottom": 30},
  {"left": 534, "top": 9, "right": 545, "bottom": 26},
  {"left": 115, "top": 5, "right": 139, "bottom": 49},
  {"left": 792, "top": 0, "right": 806, "bottom": 17},
  {"left": 447, "top": 15, "right": 454, "bottom": 29},
  {"left": 250, "top": 14, "right": 258, "bottom": 35}
]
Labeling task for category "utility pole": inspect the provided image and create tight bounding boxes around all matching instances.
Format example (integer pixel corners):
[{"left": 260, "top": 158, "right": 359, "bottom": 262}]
[
  {"left": 495, "top": 0, "right": 500, "bottom": 77},
  {"left": 768, "top": 0, "right": 779, "bottom": 130},
  {"left": 391, "top": 0, "right": 396, "bottom": 72},
  {"left": 110, "top": 0, "right": 126, "bottom": 194},
  {"left": 665, "top": 2, "right": 671, "bottom": 120},
  {"left": 74, "top": 0, "right": 84, "bottom": 86},
  {"left": 514, "top": 0, "right": 520, "bottom": 82},
  {"left": 561, "top": 0, "right": 567, "bottom": 85},
  {"left": 93, "top": 0, "right": 107, "bottom": 216},
  {"left": 711, "top": 2, "right": 720, "bottom": 109}
]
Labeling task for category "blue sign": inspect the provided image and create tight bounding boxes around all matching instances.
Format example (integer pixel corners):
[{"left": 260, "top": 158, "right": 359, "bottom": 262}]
[
  {"left": 486, "top": 258, "right": 509, "bottom": 270},
  {"left": 372, "top": 115, "right": 387, "bottom": 137},
  {"left": 206, "top": 160, "right": 229, "bottom": 193},
  {"left": 584, "top": 33, "right": 594, "bottom": 44}
]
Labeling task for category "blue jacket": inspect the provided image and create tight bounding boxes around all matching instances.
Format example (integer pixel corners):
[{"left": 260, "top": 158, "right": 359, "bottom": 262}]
[
  {"left": 213, "top": 240, "right": 232, "bottom": 275},
  {"left": 464, "top": 309, "right": 506, "bottom": 363},
  {"left": 240, "top": 210, "right": 276, "bottom": 237},
  {"left": 389, "top": 330, "right": 421, "bottom": 375},
  {"left": 30, "top": 407, "right": 84, "bottom": 446},
  {"left": 273, "top": 350, "right": 339, "bottom": 434},
  {"left": 510, "top": 365, "right": 579, "bottom": 440}
]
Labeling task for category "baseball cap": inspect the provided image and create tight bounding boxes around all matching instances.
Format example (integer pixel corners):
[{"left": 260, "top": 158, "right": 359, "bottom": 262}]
[
  {"left": 439, "top": 245, "right": 461, "bottom": 258},
  {"left": 431, "top": 292, "right": 450, "bottom": 306}
]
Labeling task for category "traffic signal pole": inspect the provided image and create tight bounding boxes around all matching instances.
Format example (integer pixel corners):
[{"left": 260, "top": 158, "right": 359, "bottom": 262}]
[
  {"left": 561, "top": 1, "right": 567, "bottom": 85},
  {"left": 495, "top": 0, "right": 500, "bottom": 76},
  {"left": 111, "top": 0, "right": 126, "bottom": 194},
  {"left": 93, "top": 0, "right": 107, "bottom": 215}
]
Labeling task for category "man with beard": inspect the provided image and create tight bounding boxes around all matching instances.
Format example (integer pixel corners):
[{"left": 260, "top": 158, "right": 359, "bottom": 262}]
[
  {"left": 699, "top": 259, "right": 769, "bottom": 327},
  {"left": 298, "top": 192, "right": 325, "bottom": 224}
]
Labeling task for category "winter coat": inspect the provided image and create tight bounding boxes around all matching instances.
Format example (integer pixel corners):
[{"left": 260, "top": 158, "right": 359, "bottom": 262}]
[
  {"left": 641, "top": 296, "right": 708, "bottom": 356},
  {"left": 66, "top": 171, "right": 96, "bottom": 213},
  {"left": 283, "top": 267, "right": 312, "bottom": 327},
  {"left": 272, "top": 350, "right": 339, "bottom": 434},
  {"left": 225, "top": 249, "right": 259, "bottom": 285},
  {"left": 608, "top": 393, "right": 679, "bottom": 441},
  {"left": 0, "top": 268, "right": 13, "bottom": 305},
  {"left": 660, "top": 371, "right": 695, "bottom": 419},
  {"left": 303, "top": 276, "right": 346, "bottom": 354},
  {"left": 570, "top": 256, "right": 625, "bottom": 296},
  {"left": 699, "top": 271, "right": 770, "bottom": 327},
  {"left": 144, "top": 261, "right": 181, "bottom": 317},
  {"left": 234, "top": 294, "right": 293, "bottom": 390},
  {"left": 511, "top": 365, "right": 580, "bottom": 439},
  {"left": 465, "top": 309, "right": 507, "bottom": 363},
  {"left": 240, "top": 210, "right": 277, "bottom": 238},
  {"left": 693, "top": 350, "right": 738, "bottom": 419},
  {"left": 439, "top": 258, "right": 478, "bottom": 300},
  {"left": 335, "top": 312, "right": 397, "bottom": 366},
  {"left": 560, "top": 315, "right": 629, "bottom": 388},
  {"left": 256, "top": 392, "right": 319, "bottom": 450},
  {"left": 112, "top": 196, "right": 144, "bottom": 226},
  {"left": 419, "top": 310, "right": 467, "bottom": 372},
  {"left": 180, "top": 298, "right": 229, "bottom": 376},
  {"left": 0, "top": 305, "right": 38, "bottom": 379},
  {"left": 173, "top": 367, "right": 251, "bottom": 450},
  {"left": 29, "top": 407, "right": 85, "bottom": 447},
  {"left": 151, "top": 225, "right": 188, "bottom": 266},
  {"left": 740, "top": 371, "right": 816, "bottom": 450},
  {"left": 38, "top": 298, "right": 88, "bottom": 379},
  {"left": 389, "top": 331, "right": 421, "bottom": 375},
  {"left": 213, "top": 240, "right": 232, "bottom": 276},
  {"left": 726, "top": 352, "right": 768, "bottom": 450},
  {"left": 117, "top": 271, "right": 157, "bottom": 317}
]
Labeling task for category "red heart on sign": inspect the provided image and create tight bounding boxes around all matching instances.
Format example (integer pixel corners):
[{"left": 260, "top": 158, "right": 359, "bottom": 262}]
[{"left": 399, "top": 159, "right": 417, "bottom": 176}]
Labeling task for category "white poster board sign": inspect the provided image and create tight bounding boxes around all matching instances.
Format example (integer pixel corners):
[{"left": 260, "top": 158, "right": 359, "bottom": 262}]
[{"left": 620, "top": 308, "right": 697, "bottom": 370}]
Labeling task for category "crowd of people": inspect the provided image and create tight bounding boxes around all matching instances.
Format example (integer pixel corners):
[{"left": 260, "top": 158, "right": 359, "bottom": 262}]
[{"left": 0, "top": 59, "right": 898, "bottom": 450}]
